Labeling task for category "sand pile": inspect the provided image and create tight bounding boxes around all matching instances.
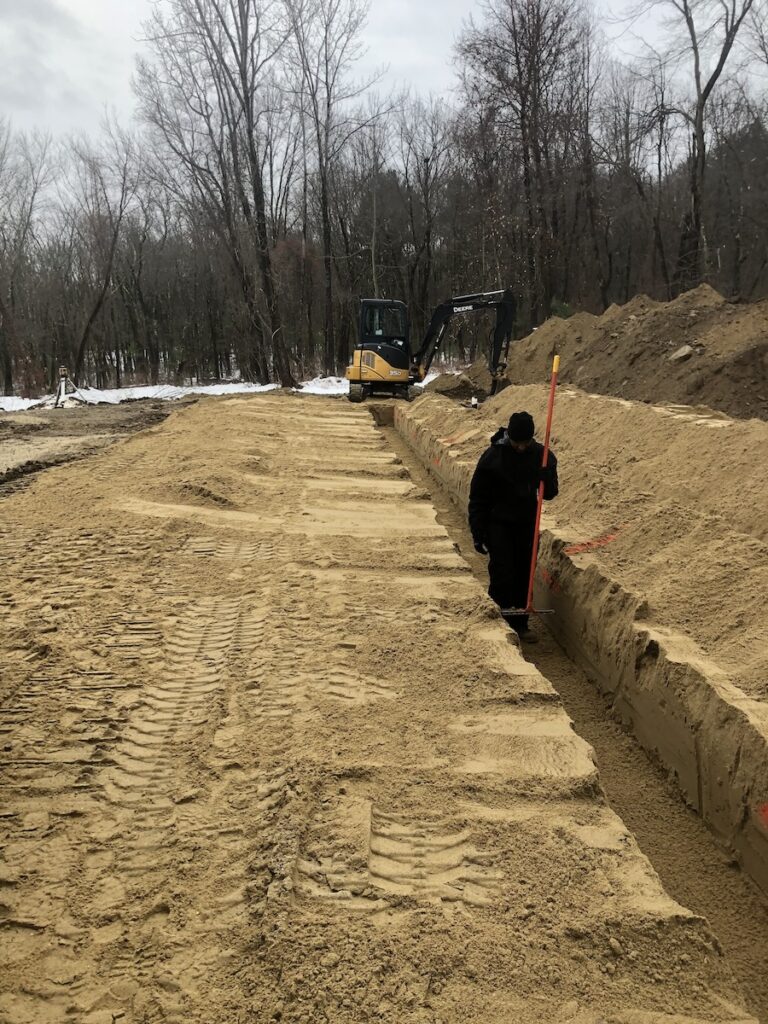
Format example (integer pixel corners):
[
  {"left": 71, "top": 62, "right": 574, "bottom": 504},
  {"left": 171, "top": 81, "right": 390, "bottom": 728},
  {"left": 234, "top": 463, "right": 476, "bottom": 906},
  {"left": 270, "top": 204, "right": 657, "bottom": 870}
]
[
  {"left": 451, "top": 286, "right": 768, "bottom": 419},
  {"left": 427, "top": 359, "right": 495, "bottom": 399}
]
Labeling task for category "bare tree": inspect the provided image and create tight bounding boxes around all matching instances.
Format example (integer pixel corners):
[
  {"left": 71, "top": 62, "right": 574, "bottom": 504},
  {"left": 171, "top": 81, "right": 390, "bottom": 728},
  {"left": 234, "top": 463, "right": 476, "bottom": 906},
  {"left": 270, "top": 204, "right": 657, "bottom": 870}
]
[
  {"left": 262, "top": 80, "right": 302, "bottom": 247},
  {"left": 397, "top": 96, "right": 453, "bottom": 335},
  {"left": 706, "top": 84, "right": 768, "bottom": 296},
  {"left": 285, "top": 0, "right": 377, "bottom": 374},
  {"left": 458, "top": 0, "right": 591, "bottom": 322},
  {"left": 136, "top": 0, "right": 297, "bottom": 385},
  {"left": 0, "top": 125, "right": 51, "bottom": 394},
  {"left": 64, "top": 130, "right": 137, "bottom": 384},
  {"left": 645, "top": 0, "right": 756, "bottom": 288},
  {"left": 330, "top": 104, "right": 393, "bottom": 362},
  {"left": 597, "top": 58, "right": 680, "bottom": 298},
  {"left": 747, "top": 0, "right": 768, "bottom": 66},
  {"left": 116, "top": 180, "right": 173, "bottom": 384},
  {"left": 364, "top": 105, "right": 387, "bottom": 300}
]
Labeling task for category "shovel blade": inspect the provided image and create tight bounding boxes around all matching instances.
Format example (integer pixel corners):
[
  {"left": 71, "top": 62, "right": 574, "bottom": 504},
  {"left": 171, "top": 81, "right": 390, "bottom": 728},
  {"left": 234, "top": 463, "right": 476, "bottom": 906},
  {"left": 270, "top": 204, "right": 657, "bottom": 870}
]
[{"left": 500, "top": 607, "right": 555, "bottom": 616}]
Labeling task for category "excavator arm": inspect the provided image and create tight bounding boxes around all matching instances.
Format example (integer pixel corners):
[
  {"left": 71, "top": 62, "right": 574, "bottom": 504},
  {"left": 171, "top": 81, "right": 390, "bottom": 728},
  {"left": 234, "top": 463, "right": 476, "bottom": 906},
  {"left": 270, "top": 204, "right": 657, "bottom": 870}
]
[{"left": 410, "top": 288, "right": 516, "bottom": 394}]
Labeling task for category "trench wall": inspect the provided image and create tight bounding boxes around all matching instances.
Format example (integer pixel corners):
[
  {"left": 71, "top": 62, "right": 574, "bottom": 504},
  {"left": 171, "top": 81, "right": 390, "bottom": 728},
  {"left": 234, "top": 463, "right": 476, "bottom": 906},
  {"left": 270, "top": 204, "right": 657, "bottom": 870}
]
[{"left": 395, "top": 395, "right": 768, "bottom": 896}]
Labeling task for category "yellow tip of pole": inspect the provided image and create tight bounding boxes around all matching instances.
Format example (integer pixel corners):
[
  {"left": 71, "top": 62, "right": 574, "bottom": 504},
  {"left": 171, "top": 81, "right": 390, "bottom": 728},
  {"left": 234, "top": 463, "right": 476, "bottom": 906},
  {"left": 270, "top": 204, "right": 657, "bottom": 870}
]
[{"left": 553, "top": 355, "right": 561, "bottom": 373}]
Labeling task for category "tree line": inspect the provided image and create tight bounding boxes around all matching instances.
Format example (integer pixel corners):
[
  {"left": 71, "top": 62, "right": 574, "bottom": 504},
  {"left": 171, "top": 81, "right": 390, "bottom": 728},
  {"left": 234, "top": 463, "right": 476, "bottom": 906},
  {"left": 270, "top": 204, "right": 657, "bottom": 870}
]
[{"left": 1, "top": 0, "right": 767, "bottom": 396}]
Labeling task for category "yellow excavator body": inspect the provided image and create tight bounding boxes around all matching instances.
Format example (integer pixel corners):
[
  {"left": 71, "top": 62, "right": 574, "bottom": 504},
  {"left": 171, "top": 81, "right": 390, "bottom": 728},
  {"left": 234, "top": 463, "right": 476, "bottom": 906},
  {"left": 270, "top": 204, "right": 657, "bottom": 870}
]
[
  {"left": 344, "top": 350, "right": 410, "bottom": 384},
  {"left": 345, "top": 349, "right": 410, "bottom": 401}
]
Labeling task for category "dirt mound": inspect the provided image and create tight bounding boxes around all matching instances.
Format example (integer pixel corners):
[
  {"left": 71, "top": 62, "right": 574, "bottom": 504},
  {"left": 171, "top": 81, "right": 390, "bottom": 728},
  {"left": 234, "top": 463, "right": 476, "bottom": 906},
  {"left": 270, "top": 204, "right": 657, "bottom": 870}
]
[
  {"left": 427, "top": 359, "right": 494, "bottom": 399},
  {"left": 432, "top": 287, "right": 768, "bottom": 420},
  {"left": 525, "top": 287, "right": 768, "bottom": 419},
  {"left": 177, "top": 480, "right": 236, "bottom": 507},
  {"left": 669, "top": 282, "right": 727, "bottom": 311}
]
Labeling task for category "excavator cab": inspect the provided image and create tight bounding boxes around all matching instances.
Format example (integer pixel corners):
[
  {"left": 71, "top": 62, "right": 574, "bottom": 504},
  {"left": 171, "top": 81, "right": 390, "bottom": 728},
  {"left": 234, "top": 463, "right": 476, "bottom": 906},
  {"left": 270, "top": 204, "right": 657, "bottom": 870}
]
[{"left": 346, "top": 299, "right": 411, "bottom": 402}]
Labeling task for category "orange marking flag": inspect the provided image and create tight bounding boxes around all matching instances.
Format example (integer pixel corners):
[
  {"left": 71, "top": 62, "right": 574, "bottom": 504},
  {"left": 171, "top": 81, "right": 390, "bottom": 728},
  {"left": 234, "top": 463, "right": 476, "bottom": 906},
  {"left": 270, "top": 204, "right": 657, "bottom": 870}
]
[{"left": 564, "top": 532, "right": 620, "bottom": 555}]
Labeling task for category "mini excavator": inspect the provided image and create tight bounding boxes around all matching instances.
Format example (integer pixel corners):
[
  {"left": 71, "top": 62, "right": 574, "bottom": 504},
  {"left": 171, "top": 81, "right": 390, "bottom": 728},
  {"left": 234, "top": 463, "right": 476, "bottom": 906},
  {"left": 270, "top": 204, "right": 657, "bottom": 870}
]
[{"left": 345, "top": 288, "right": 516, "bottom": 402}]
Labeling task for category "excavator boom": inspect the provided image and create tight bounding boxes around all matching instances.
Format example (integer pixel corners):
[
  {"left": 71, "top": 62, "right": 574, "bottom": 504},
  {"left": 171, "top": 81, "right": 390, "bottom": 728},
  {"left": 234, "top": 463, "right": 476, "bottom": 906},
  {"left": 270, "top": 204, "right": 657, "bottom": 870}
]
[{"left": 410, "top": 288, "right": 516, "bottom": 391}]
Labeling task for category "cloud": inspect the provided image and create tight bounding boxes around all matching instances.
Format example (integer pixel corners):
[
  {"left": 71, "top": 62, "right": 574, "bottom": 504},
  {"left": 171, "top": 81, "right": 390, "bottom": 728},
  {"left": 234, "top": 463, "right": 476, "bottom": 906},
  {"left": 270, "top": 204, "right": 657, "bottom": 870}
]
[
  {"left": 362, "top": 0, "right": 469, "bottom": 98},
  {"left": 0, "top": 0, "right": 474, "bottom": 135},
  {"left": 0, "top": 17, "right": 86, "bottom": 123},
  {"left": 0, "top": 0, "right": 136, "bottom": 132},
  {"left": 0, "top": 0, "right": 83, "bottom": 35}
]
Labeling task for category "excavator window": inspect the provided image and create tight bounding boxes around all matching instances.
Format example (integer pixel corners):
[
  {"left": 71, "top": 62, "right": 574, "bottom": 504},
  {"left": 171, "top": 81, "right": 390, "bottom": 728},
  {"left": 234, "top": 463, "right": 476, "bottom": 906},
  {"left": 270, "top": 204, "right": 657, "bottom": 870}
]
[{"left": 362, "top": 305, "right": 407, "bottom": 342}]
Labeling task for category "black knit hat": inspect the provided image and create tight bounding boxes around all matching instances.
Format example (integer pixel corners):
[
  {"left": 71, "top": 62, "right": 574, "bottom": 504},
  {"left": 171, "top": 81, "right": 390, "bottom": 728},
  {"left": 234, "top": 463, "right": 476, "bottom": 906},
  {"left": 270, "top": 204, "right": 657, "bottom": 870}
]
[{"left": 507, "top": 411, "right": 535, "bottom": 441}]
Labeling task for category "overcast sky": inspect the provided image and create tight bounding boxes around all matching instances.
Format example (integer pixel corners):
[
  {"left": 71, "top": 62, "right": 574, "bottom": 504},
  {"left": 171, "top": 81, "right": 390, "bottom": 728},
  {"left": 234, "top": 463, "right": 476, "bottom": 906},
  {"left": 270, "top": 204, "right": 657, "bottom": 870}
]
[{"left": 0, "top": 0, "right": 658, "bottom": 137}]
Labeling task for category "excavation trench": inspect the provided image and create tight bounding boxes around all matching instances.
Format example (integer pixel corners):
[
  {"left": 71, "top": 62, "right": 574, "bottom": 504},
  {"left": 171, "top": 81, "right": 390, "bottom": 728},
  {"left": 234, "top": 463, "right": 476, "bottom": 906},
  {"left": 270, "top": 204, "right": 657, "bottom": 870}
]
[
  {"left": 370, "top": 403, "right": 768, "bottom": 1023},
  {"left": 391, "top": 390, "right": 768, "bottom": 899}
]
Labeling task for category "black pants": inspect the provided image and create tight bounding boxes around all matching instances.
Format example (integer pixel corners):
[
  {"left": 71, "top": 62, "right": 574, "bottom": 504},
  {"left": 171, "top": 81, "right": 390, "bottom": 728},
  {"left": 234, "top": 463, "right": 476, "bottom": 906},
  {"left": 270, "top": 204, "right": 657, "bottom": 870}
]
[{"left": 486, "top": 519, "right": 535, "bottom": 631}]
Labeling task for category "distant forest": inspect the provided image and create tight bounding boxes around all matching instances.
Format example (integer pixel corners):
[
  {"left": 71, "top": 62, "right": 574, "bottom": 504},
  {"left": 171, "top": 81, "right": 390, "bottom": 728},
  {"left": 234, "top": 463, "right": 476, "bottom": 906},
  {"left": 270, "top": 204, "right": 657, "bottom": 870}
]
[{"left": 1, "top": 0, "right": 767, "bottom": 395}]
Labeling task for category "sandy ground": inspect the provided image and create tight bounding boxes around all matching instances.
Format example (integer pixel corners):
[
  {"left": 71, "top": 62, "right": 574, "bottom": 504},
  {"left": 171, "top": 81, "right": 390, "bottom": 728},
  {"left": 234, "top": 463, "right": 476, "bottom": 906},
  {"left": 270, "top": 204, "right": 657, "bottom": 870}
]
[
  {"left": 384, "top": 424, "right": 768, "bottom": 1022},
  {"left": 0, "top": 394, "right": 756, "bottom": 1023},
  {"left": 0, "top": 401, "right": 183, "bottom": 483}
]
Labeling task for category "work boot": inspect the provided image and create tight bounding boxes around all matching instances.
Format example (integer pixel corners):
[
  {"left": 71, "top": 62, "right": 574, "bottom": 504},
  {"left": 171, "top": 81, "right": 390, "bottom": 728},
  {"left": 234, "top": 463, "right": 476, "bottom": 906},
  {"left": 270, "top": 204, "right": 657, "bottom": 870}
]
[{"left": 516, "top": 627, "right": 538, "bottom": 644}]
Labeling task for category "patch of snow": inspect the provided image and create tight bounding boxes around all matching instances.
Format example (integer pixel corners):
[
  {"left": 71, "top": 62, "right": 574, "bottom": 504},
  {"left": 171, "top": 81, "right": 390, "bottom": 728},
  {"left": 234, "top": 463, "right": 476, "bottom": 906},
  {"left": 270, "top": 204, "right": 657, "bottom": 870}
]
[
  {"left": 297, "top": 370, "right": 442, "bottom": 395},
  {"left": 0, "top": 380, "right": 280, "bottom": 413},
  {"left": 0, "top": 373, "right": 462, "bottom": 410},
  {"left": 0, "top": 396, "right": 47, "bottom": 411},
  {"left": 297, "top": 376, "right": 348, "bottom": 396},
  {"left": 69, "top": 382, "right": 280, "bottom": 405}
]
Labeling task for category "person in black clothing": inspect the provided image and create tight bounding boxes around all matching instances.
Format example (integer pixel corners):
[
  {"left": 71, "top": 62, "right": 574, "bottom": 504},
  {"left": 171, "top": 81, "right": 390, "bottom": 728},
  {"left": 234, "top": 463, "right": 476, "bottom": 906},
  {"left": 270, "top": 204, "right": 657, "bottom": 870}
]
[{"left": 468, "top": 411, "right": 558, "bottom": 640}]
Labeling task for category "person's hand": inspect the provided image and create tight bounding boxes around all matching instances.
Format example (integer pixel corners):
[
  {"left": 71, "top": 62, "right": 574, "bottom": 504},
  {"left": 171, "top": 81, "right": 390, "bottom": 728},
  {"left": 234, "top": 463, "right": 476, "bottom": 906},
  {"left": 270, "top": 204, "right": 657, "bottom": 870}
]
[{"left": 474, "top": 541, "right": 488, "bottom": 555}]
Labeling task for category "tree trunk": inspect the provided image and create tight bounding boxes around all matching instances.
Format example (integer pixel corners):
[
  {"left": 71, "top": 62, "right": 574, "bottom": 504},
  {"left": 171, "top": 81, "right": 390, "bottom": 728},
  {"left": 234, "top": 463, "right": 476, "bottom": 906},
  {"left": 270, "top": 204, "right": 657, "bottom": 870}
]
[
  {"left": 0, "top": 292, "right": 15, "bottom": 396},
  {"left": 676, "top": 123, "right": 706, "bottom": 293},
  {"left": 320, "top": 170, "right": 335, "bottom": 376},
  {"left": 520, "top": 132, "right": 540, "bottom": 324},
  {"left": 250, "top": 159, "right": 296, "bottom": 388}
]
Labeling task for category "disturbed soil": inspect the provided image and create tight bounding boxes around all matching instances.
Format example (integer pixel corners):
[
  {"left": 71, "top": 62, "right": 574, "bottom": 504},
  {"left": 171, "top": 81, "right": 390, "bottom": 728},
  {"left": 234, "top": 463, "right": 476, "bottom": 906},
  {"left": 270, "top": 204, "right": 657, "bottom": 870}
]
[
  {"left": 384, "top": 424, "right": 768, "bottom": 1023},
  {"left": 431, "top": 285, "right": 768, "bottom": 421},
  {"left": 414, "top": 383, "right": 768, "bottom": 700},
  {"left": 0, "top": 400, "right": 183, "bottom": 487},
  {"left": 0, "top": 393, "right": 758, "bottom": 1023}
]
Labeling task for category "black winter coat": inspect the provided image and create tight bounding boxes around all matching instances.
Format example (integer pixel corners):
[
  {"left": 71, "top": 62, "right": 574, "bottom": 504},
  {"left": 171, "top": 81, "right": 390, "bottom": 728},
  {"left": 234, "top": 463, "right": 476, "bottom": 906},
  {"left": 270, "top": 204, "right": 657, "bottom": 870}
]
[{"left": 468, "top": 428, "right": 558, "bottom": 545}]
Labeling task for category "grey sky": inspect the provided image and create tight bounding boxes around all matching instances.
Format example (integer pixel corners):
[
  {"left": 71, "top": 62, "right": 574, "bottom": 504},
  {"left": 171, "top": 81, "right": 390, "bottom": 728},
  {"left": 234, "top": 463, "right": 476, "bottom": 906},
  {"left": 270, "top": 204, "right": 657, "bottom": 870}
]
[
  {"left": 0, "top": 0, "right": 668, "bottom": 136},
  {"left": 0, "top": 0, "right": 144, "bottom": 133},
  {"left": 0, "top": 0, "right": 479, "bottom": 134}
]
